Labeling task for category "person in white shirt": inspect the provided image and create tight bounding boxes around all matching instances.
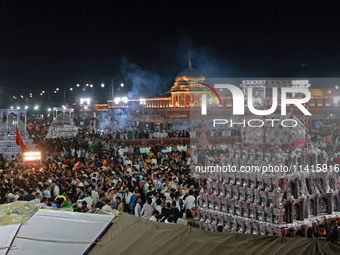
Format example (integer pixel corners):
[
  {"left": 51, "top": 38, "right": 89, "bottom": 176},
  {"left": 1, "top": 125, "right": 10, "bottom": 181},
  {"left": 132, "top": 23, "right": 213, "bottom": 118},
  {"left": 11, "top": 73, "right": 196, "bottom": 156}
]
[
  {"left": 134, "top": 197, "right": 142, "bottom": 217},
  {"left": 102, "top": 199, "right": 113, "bottom": 212},
  {"left": 149, "top": 210, "right": 159, "bottom": 221},
  {"left": 52, "top": 182, "right": 60, "bottom": 197},
  {"left": 184, "top": 190, "right": 196, "bottom": 211},
  {"left": 91, "top": 187, "right": 99, "bottom": 204}
]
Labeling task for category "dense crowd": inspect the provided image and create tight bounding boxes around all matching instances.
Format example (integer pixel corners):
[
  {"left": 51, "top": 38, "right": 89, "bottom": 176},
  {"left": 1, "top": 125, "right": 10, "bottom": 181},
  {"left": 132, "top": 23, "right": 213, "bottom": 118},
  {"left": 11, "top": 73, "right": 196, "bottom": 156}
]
[
  {"left": 0, "top": 122, "right": 340, "bottom": 244},
  {"left": 0, "top": 130, "right": 204, "bottom": 226}
]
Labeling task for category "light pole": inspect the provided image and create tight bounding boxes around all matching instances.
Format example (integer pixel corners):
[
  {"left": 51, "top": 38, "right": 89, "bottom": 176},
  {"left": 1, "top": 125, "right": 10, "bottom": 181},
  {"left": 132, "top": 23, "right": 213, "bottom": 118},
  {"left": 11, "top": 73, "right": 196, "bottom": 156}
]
[{"left": 101, "top": 76, "right": 125, "bottom": 104}]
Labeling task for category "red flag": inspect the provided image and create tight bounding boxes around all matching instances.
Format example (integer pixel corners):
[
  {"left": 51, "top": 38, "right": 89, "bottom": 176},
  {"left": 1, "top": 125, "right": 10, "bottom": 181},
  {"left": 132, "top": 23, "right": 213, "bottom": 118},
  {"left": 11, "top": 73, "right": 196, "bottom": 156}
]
[{"left": 16, "top": 127, "right": 28, "bottom": 152}]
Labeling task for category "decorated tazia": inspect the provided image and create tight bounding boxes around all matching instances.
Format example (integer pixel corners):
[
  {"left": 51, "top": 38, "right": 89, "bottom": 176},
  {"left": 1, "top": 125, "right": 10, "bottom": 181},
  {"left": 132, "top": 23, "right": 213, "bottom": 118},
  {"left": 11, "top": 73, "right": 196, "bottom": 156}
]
[{"left": 193, "top": 111, "right": 340, "bottom": 236}]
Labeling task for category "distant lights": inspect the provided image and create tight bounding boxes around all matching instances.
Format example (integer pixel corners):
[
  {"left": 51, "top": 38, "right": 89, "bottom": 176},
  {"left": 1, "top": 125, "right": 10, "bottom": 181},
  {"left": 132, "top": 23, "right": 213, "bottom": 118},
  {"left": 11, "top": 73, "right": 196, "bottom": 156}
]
[
  {"left": 80, "top": 98, "right": 91, "bottom": 105},
  {"left": 114, "top": 97, "right": 121, "bottom": 104},
  {"left": 90, "top": 84, "right": 93, "bottom": 88},
  {"left": 76, "top": 84, "right": 80, "bottom": 87},
  {"left": 34, "top": 105, "right": 39, "bottom": 110},
  {"left": 23, "top": 151, "right": 41, "bottom": 162},
  {"left": 84, "top": 106, "right": 88, "bottom": 110},
  {"left": 122, "top": 97, "right": 128, "bottom": 103},
  {"left": 139, "top": 98, "right": 146, "bottom": 105},
  {"left": 54, "top": 91, "right": 57, "bottom": 93},
  {"left": 24, "top": 106, "right": 29, "bottom": 110},
  {"left": 16, "top": 106, "right": 20, "bottom": 110},
  {"left": 47, "top": 108, "right": 52, "bottom": 112},
  {"left": 10, "top": 106, "right": 13, "bottom": 109},
  {"left": 56, "top": 88, "right": 59, "bottom": 91},
  {"left": 120, "top": 83, "right": 124, "bottom": 88},
  {"left": 70, "top": 88, "right": 73, "bottom": 91},
  {"left": 101, "top": 83, "right": 105, "bottom": 88},
  {"left": 20, "top": 95, "right": 24, "bottom": 98}
]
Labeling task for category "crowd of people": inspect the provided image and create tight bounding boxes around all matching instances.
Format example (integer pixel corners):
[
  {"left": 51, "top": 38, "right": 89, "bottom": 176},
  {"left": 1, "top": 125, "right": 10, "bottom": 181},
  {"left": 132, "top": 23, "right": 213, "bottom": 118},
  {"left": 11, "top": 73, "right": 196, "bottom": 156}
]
[
  {"left": 0, "top": 129, "right": 205, "bottom": 226},
  {"left": 0, "top": 121, "right": 340, "bottom": 244}
]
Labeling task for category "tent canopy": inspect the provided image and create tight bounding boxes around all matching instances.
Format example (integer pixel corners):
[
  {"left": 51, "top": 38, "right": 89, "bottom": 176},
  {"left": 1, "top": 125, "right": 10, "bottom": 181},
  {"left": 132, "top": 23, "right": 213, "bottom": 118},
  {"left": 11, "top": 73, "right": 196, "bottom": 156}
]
[{"left": 89, "top": 213, "right": 340, "bottom": 255}]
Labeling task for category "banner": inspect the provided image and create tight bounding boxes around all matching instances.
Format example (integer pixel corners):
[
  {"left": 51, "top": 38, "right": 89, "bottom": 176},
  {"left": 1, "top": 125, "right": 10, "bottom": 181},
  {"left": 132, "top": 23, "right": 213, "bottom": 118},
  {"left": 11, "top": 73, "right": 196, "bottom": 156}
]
[{"left": 16, "top": 127, "right": 28, "bottom": 152}]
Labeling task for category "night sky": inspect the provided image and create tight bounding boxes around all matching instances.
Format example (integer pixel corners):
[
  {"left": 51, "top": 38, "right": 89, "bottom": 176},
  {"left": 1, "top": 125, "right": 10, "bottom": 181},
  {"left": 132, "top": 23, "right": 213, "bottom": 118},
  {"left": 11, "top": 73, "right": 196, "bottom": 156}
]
[{"left": 0, "top": 0, "right": 340, "bottom": 104}]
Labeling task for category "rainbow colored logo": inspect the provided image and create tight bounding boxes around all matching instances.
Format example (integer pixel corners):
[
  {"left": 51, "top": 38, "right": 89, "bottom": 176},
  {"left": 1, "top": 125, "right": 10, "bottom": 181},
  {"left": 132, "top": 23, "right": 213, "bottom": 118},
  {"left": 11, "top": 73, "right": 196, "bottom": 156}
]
[{"left": 199, "top": 83, "right": 223, "bottom": 106}]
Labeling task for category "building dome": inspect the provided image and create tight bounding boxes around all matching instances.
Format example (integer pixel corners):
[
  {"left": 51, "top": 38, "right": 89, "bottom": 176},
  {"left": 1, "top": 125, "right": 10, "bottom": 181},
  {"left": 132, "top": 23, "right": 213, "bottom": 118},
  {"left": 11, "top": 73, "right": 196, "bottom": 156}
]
[
  {"left": 175, "top": 66, "right": 205, "bottom": 82},
  {"left": 171, "top": 62, "right": 205, "bottom": 92}
]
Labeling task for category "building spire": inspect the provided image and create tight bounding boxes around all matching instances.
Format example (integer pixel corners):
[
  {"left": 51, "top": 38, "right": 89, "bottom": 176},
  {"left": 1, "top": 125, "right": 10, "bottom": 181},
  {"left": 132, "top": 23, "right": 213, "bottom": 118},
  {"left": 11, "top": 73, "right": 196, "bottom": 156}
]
[{"left": 188, "top": 50, "right": 192, "bottom": 68}]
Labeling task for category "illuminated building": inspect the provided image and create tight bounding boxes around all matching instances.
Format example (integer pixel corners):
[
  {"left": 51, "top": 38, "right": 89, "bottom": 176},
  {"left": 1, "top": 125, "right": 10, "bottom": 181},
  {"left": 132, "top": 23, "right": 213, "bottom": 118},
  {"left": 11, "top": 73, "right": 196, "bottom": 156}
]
[{"left": 93, "top": 62, "right": 340, "bottom": 127}]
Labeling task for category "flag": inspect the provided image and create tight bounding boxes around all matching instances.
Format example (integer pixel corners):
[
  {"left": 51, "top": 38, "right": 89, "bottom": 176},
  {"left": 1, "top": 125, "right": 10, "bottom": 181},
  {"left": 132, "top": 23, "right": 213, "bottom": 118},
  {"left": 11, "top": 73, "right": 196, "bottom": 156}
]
[{"left": 16, "top": 127, "right": 28, "bottom": 152}]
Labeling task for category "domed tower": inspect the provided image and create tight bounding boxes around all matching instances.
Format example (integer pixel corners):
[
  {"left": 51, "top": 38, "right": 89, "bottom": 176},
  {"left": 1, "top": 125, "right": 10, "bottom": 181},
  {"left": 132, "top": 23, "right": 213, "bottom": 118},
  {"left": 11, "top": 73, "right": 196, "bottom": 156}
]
[{"left": 171, "top": 56, "right": 206, "bottom": 107}]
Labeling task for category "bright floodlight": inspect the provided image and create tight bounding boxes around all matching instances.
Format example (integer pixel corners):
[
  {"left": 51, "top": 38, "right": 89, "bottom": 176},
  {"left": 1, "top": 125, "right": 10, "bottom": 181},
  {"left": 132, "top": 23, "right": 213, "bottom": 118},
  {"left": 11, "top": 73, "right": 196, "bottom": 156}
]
[
  {"left": 90, "top": 84, "right": 93, "bottom": 88},
  {"left": 20, "top": 95, "right": 24, "bottom": 98},
  {"left": 56, "top": 88, "right": 59, "bottom": 91},
  {"left": 54, "top": 91, "right": 57, "bottom": 93},
  {"left": 23, "top": 151, "right": 41, "bottom": 162},
  {"left": 47, "top": 108, "right": 52, "bottom": 112},
  {"left": 101, "top": 83, "right": 105, "bottom": 88},
  {"left": 10, "top": 106, "right": 13, "bottom": 109},
  {"left": 76, "top": 84, "right": 80, "bottom": 87},
  {"left": 80, "top": 98, "right": 91, "bottom": 105},
  {"left": 333, "top": 96, "right": 340, "bottom": 104},
  {"left": 34, "top": 105, "right": 39, "bottom": 110},
  {"left": 114, "top": 97, "right": 121, "bottom": 104},
  {"left": 16, "top": 106, "right": 20, "bottom": 109},
  {"left": 84, "top": 106, "right": 88, "bottom": 110},
  {"left": 24, "top": 106, "right": 28, "bottom": 110},
  {"left": 120, "top": 83, "right": 124, "bottom": 87},
  {"left": 139, "top": 98, "right": 146, "bottom": 105},
  {"left": 86, "top": 84, "right": 89, "bottom": 87},
  {"left": 122, "top": 97, "right": 128, "bottom": 103},
  {"left": 62, "top": 105, "right": 66, "bottom": 109},
  {"left": 70, "top": 88, "right": 73, "bottom": 91}
]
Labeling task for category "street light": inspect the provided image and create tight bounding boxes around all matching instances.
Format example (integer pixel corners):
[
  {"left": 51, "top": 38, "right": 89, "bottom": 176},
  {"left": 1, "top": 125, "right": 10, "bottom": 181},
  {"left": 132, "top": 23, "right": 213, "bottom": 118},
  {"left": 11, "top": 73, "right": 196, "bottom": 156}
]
[
  {"left": 70, "top": 88, "right": 73, "bottom": 91},
  {"left": 47, "top": 108, "right": 52, "bottom": 112},
  {"left": 16, "top": 106, "right": 20, "bottom": 110},
  {"left": 114, "top": 97, "right": 121, "bottom": 104},
  {"left": 122, "top": 96, "right": 128, "bottom": 103},
  {"left": 34, "top": 105, "right": 39, "bottom": 110},
  {"left": 80, "top": 98, "right": 91, "bottom": 105},
  {"left": 101, "top": 76, "right": 125, "bottom": 101},
  {"left": 76, "top": 84, "right": 80, "bottom": 87},
  {"left": 24, "top": 106, "right": 29, "bottom": 110},
  {"left": 10, "top": 106, "right": 13, "bottom": 109},
  {"left": 56, "top": 88, "right": 59, "bottom": 91},
  {"left": 139, "top": 98, "right": 146, "bottom": 105}
]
